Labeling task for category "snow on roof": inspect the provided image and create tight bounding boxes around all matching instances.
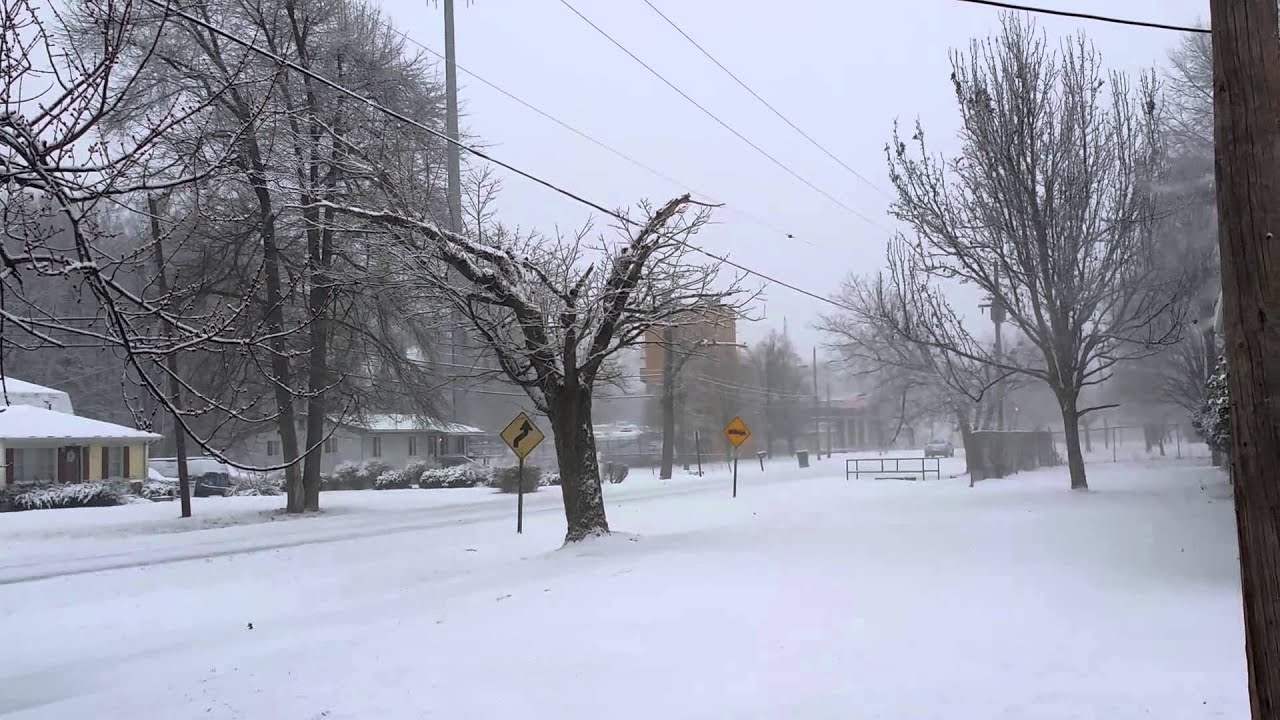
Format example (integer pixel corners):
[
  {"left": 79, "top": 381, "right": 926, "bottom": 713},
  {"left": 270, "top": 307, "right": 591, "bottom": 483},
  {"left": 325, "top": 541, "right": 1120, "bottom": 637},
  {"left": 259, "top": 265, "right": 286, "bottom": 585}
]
[
  {"left": 0, "top": 405, "right": 161, "bottom": 442},
  {"left": 347, "top": 414, "right": 485, "bottom": 435},
  {"left": 0, "top": 376, "right": 68, "bottom": 397}
]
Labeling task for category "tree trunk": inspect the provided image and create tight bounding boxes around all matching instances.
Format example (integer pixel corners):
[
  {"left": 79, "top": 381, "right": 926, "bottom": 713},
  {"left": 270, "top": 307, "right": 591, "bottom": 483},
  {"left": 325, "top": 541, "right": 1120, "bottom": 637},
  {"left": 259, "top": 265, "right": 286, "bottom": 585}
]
[
  {"left": 955, "top": 408, "right": 976, "bottom": 486},
  {"left": 248, "top": 168, "right": 302, "bottom": 513},
  {"left": 1210, "top": 1, "right": 1280, "bottom": 715},
  {"left": 148, "top": 196, "right": 192, "bottom": 518},
  {"left": 1058, "top": 393, "right": 1088, "bottom": 490},
  {"left": 550, "top": 388, "right": 610, "bottom": 542},
  {"left": 659, "top": 380, "right": 676, "bottom": 480},
  {"left": 659, "top": 327, "right": 676, "bottom": 480}
]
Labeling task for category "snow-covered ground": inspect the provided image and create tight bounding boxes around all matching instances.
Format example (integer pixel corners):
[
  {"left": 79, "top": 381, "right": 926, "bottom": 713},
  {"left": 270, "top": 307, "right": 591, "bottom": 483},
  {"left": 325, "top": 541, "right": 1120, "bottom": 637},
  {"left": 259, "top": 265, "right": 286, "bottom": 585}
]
[{"left": 1, "top": 455, "right": 1245, "bottom": 718}]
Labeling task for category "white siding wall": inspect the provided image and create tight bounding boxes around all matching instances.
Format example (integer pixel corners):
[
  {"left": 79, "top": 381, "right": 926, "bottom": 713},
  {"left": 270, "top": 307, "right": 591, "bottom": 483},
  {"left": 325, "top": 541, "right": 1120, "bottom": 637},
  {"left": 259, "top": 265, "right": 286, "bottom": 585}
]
[{"left": 233, "top": 426, "right": 476, "bottom": 476}]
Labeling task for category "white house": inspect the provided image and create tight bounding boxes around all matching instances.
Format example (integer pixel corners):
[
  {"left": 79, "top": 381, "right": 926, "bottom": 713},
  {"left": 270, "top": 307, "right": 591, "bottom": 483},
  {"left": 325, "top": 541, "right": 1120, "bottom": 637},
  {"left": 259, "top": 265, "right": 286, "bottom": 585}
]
[
  {"left": 237, "top": 414, "right": 488, "bottom": 474},
  {"left": 0, "top": 404, "right": 161, "bottom": 487},
  {"left": 0, "top": 377, "right": 74, "bottom": 414}
]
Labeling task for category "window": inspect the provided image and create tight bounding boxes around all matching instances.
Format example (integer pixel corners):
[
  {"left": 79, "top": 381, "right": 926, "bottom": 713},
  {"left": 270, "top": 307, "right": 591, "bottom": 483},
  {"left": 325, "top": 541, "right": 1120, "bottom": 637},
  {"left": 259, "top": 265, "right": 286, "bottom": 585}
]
[
  {"left": 371, "top": 436, "right": 382, "bottom": 458},
  {"left": 323, "top": 437, "right": 337, "bottom": 454},
  {"left": 408, "top": 435, "right": 419, "bottom": 457},
  {"left": 13, "top": 448, "right": 57, "bottom": 484},
  {"left": 106, "top": 447, "right": 124, "bottom": 479},
  {"left": 451, "top": 435, "right": 467, "bottom": 455},
  {"left": 266, "top": 440, "right": 280, "bottom": 457}
]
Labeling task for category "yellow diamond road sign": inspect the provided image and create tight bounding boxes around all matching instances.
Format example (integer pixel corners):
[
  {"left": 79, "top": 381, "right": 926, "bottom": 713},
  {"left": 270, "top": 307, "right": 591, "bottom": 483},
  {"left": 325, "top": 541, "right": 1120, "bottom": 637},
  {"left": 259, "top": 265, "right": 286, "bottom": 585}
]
[
  {"left": 501, "top": 412, "right": 545, "bottom": 460},
  {"left": 723, "top": 416, "right": 751, "bottom": 449}
]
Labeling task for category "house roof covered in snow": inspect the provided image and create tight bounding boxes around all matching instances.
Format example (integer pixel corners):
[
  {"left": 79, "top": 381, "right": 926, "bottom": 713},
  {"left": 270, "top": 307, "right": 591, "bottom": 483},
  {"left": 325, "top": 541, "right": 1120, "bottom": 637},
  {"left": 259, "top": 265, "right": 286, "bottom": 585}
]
[
  {"left": 344, "top": 414, "right": 485, "bottom": 435},
  {"left": 0, "top": 377, "right": 64, "bottom": 396},
  {"left": 0, "top": 376, "right": 75, "bottom": 414},
  {"left": 0, "top": 405, "right": 162, "bottom": 442}
]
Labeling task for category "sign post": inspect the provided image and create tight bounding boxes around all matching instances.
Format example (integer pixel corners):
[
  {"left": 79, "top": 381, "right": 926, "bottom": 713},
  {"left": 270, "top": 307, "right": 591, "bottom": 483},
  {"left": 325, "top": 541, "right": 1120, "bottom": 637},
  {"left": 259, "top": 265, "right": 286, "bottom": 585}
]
[
  {"left": 695, "top": 431, "right": 703, "bottom": 477},
  {"left": 723, "top": 416, "right": 751, "bottom": 498},
  {"left": 500, "top": 411, "right": 545, "bottom": 534}
]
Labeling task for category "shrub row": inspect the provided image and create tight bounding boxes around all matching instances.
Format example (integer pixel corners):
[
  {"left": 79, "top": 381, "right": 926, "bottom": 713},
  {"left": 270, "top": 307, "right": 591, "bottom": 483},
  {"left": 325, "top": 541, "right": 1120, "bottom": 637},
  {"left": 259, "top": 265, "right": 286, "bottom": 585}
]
[{"left": 4, "top": 481, "right": 132, "bottom": 512}]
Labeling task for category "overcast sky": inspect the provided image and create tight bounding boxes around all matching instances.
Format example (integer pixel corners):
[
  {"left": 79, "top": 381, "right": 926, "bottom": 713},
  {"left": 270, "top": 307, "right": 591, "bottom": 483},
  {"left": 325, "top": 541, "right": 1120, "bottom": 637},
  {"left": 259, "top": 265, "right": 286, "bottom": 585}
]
[{"left": 379, "top": 0, "right": 1208, "bottom": 353}]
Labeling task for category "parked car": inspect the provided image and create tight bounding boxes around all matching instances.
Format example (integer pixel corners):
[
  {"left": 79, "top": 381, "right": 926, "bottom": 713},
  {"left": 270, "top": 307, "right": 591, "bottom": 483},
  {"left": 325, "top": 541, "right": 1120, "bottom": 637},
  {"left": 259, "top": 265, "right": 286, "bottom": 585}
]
[
  {"left": 924, "top": 439, "right": 955, "bottom": 458},
  {"left": 148, "top": 457, "right": 234, "bottom": 497}
]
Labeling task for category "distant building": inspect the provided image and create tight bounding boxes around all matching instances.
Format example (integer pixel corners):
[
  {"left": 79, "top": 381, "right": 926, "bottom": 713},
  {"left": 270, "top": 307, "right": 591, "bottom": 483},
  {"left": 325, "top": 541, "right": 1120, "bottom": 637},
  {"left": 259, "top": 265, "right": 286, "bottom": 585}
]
[
  {"left": 641, "top": 301, "right": 738, "bottom": 386},
  {"left": 813, "top": 395, "right": 881, "bottom": 452},
  {"left": 237, "top": 414, "right": 487, "bottom": 474}
]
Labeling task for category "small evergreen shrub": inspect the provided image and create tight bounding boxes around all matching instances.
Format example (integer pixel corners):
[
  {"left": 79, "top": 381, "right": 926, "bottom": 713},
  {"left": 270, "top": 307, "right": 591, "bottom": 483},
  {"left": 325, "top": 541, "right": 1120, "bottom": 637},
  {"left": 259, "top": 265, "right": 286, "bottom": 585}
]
[
  {"left": 402, "top": 460, "right": 432, "bottom": 486},
  {"left": 12, "top": 481, "right": 131, "bottom": 511},
  {"left": 1194, "top": 355, "right": 1231, "bottom": 457},
  {"left": 491, "top": 465, "right": 541, "bottom": 493},
  {"left": 419, "top": 465, "right": 489, "bottom": 489},
  {"left": 140, "top": 480, "right": 179, "bottom": 500},
  {"left": 230, "top": 474, "right": 284, "bottom": 496},
  {"left": 374, "top": 469, "right": 411, "bottom": 490},
  {"left": 333, "top": 460, "right": 390, "bottom": 490}
]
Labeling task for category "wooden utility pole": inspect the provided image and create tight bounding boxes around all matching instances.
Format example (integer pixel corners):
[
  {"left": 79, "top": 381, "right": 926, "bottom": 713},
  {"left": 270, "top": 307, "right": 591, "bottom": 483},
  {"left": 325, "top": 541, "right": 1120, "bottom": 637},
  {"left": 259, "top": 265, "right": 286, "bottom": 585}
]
[
  {"left": 443, "top": 0, "right": 466, "bottom": 424},
  {"left": 1209, "top": 1, "right": 1280, "bottom": 716}
]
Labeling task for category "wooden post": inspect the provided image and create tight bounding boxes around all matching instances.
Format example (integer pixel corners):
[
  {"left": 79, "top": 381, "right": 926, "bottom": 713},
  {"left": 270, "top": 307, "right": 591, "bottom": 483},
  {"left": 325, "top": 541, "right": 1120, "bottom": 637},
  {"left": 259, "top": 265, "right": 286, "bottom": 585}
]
[
  {"left": 695, "top": 431, "right": 703, "bottom": 477},
  {"left": 1210, "top": 1, "right": 1280, "bottom": 715}
]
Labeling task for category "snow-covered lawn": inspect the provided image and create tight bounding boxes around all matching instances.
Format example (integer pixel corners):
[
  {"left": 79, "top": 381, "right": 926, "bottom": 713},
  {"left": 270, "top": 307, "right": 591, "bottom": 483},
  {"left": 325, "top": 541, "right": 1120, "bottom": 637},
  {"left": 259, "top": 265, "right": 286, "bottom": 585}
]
[{"left": 1, "top": 457, "right": 1244, "bottom": 718}]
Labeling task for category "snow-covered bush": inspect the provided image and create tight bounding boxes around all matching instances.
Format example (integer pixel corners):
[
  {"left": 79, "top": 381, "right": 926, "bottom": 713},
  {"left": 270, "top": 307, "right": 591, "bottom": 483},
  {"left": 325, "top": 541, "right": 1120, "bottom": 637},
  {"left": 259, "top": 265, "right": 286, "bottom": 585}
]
[
  {"left": 420, "top": 464, "right": 490, "bottom": 489},
  {"left": 230, "top": 474, "right": 284, "bottom": 496},
  {"left": 402, "top": 460, "right": 432, "bottom": 486},
  {"left": 333, "top": 460, "right": 390, "bottom": 490},
  {"left": 374, "top": 469, "right": 411, "bottom": 490},
  {"left": 602, "top": 462, "right": 629, "bottom": 485},
  {"left": 491, "top": 465, "right": 541, "bottom": 494},
  {"left": 11, "top": 481, "right": 131, "bottom": 511},
  {"left": 140, "top": 480, "right": 179, "bottom": 500},
  {"left": 541, "top": 472, "right": 561, "bottom": 487},
  {"left": 1194, "top": 356, "right": 1231, "bottom": 456}
]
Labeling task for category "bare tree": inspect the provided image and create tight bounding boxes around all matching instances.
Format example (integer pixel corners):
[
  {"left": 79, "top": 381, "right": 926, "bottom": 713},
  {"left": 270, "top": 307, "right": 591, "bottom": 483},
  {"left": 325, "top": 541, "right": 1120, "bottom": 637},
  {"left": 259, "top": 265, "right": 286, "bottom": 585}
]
[
  {"left": 328, "top": 195, "right": 746, "bottom": 541},
  {"left": 1, "top": 0, "right": 304, "bottom": 490},
  {"left": 881, "top": 15, "right": 1185, "bottom": 490},
  {"left": 820, "top": 272, "right": 1017, "bottom": 475},
  {"left": 96, "top": 0, "right": 454, "bottom": 512}
]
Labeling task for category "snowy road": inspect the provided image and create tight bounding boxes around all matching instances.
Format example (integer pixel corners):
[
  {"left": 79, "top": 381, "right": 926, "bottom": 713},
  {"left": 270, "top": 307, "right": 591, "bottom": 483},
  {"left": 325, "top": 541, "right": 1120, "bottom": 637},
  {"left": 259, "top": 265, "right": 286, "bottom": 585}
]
[
  {"left": 1, "top": 458, "right": 1246, "bottom": 719},
  {"left": 0, "top": 456, "right": 859, "bottom": 584}
]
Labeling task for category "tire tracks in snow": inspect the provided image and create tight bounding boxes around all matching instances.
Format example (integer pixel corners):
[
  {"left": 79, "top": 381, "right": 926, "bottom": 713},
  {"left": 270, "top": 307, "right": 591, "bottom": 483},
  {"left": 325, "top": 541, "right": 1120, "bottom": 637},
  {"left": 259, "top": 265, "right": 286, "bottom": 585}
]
[{"left": 0, "top": 472, "right": 788, "bottom": 586}]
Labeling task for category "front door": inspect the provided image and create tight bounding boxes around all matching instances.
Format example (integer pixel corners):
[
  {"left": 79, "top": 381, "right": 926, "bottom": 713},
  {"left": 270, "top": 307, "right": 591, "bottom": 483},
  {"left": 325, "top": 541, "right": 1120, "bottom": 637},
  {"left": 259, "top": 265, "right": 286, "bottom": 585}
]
[{"left": 58, "top": 446, "right": 83, "bottom": 484}]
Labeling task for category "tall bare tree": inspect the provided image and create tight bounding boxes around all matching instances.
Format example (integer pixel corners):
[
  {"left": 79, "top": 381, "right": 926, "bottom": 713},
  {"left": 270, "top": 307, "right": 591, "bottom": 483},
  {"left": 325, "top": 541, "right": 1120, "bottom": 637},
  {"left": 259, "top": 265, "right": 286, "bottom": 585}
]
[
  {"left": 820, "top": 272, "right": 1017, "bottom": 474},
  {"left": 330, "top": 195, "right": 747, "bottom": 541},
  {"left": 882, "top": 15, "right": 1185, "bottom": 490},
  {"left": 99, "top": 0, "right": 453, "bottom": 511}
]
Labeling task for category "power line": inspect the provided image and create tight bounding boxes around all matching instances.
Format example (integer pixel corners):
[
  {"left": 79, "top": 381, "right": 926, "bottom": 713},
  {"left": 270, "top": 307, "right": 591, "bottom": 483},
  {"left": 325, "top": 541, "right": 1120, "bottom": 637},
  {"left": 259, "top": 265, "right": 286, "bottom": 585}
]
[
  {"left": 142, "top": 0, "right": 862, "bottom": 318},
  {"left": 393, "top": 29, "right": 805, "bottom": 243},
  {"left": 639, "top": 0, "right": 889, "bottom": 199},
  {"left": 554, "top": 0, "right": 886, "bottom": 230},
  {"left": 954, "top": 0, "right": 1209, "bottom": 34}
]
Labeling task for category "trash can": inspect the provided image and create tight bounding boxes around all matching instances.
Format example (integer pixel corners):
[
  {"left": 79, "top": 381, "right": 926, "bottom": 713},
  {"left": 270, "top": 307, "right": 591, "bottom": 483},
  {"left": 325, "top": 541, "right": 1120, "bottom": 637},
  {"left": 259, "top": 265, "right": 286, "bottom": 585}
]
[{"left": 796, "top": 450, "right": 810, "bottom": 468}]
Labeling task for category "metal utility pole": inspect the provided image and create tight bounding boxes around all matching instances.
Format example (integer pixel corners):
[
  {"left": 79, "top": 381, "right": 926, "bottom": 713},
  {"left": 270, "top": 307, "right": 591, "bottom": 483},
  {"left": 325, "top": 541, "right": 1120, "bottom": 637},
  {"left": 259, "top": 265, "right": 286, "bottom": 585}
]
[
  {"left": 1209, "top": 1, "right": 1280, "bottom": 715},
  {"left": 443, "top": 0, "right": 465, "bottom": 423}
]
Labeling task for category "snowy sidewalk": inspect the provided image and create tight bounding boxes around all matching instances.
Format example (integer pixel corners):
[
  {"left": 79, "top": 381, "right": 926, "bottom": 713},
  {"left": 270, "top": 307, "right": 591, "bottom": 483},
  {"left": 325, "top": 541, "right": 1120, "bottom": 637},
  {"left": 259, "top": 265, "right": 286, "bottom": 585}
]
[{"left": 1, "top": 460, "right": 1245, "bottom": 719}]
